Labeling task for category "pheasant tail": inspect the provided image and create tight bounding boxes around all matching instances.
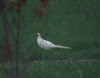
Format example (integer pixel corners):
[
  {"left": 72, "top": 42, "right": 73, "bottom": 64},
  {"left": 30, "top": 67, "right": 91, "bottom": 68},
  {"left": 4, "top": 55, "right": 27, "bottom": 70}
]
[{"left": 55, "top": 45, "right": 72, "bottom": 49}]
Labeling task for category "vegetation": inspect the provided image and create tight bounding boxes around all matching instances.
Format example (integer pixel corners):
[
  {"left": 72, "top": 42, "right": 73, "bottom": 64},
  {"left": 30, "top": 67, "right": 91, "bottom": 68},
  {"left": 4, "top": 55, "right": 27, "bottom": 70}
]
[{"left": 0, "top": 0, "right": 100, "bottom": 78}]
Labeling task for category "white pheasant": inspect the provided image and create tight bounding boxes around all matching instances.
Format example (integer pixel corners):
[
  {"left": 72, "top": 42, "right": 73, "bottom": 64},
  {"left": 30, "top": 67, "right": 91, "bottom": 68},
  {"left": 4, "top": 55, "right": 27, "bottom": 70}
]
[{"left": 36, "top": 33, "right": 72, "bottom": 50}]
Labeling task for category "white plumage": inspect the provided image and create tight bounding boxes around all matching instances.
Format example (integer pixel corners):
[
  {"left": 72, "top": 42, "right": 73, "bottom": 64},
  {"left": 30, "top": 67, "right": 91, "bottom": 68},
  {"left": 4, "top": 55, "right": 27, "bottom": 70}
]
[{"left": 36, "top": 33, "right": 72, "bottom": 50}]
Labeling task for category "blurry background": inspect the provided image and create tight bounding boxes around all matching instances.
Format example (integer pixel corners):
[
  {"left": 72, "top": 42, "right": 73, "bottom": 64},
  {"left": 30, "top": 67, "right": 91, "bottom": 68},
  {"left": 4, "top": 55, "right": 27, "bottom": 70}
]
[{"left": 0, "top": 0, "right": 100, "bottom": 78}]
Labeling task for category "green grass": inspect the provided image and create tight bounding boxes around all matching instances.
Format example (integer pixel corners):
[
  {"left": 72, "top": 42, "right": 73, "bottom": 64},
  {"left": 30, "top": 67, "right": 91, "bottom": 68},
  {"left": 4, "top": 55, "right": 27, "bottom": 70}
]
[
  {"left": 0, "top": 0, "right": 100, "bottom": 78},
  {"left": 20, "top": 61, "right": 100, "bottom": 78},
  {"left": 17, "top": 0, "right": 100, "bottom": 60},
  {"left": 1, "top": 61, "right": 100, "bottom": 78},
  {"left": 1, "top": 0, "right": 100, "bottom": 60}
]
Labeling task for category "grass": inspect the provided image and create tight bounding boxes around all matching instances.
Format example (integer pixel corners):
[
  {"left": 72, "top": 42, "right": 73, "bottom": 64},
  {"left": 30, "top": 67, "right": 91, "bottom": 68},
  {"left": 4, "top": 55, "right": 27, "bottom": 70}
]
[
  {"left": 0, "top": 0, "right": 100, "bottom": 78},
  {"left": 0, "top": 61, "right": 100, "bottom": 78},
  {"left": 20, "top": 61, "right": 100, "bottom": 78},
  {"left": 17, "top": 0, "right": 100, "bottom": 60},
  {"left": 0, "top": 0, "right": 99, "bottom": 60}
]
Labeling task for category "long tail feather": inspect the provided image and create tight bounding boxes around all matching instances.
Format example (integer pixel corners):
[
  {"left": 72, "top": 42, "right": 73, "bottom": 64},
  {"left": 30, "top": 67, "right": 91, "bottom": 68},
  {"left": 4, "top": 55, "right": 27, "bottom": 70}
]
[{"left": 55, "top": 45, "right": 72, "bottom": 49}]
